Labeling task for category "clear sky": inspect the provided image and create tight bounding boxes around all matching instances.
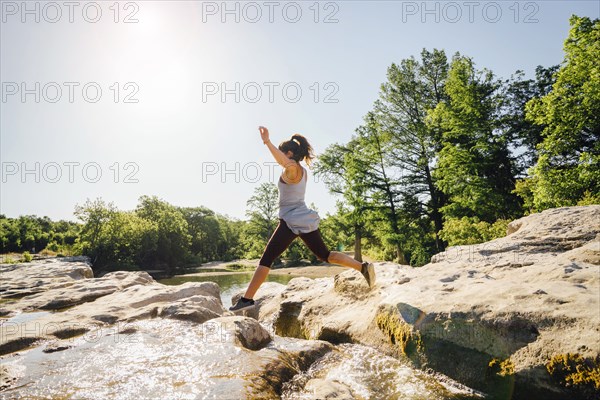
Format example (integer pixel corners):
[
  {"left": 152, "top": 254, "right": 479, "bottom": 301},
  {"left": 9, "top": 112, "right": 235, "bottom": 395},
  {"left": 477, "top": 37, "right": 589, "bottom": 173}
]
[{"left": 1, "top": 1, "right": 598, "bottom": 222}]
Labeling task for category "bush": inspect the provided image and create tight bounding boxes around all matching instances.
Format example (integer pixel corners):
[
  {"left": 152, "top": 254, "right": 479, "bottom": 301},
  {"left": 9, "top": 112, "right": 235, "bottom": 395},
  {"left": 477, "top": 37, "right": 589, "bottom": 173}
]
[
  {"left": 39, "top": 248, "right": 58, "bottom": 257},
  {"left": 440, "top": 217, "right": 510, "bottom": 246},
  {"left": 577, "top": 191, "right": 600, "bottom": 206},
  {"left": 47, "top": 241, "right": 60, "bottom": 252},
  {"left": 1, "top": 256, "right": 16, "bottom": 264},
  {"left": 22, "top": 251, "right": 32, "bottom": 262}
]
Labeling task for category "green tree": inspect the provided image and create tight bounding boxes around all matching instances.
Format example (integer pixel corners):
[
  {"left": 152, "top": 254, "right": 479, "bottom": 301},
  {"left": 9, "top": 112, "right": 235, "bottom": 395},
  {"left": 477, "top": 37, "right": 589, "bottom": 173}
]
[
  {"left": 521, "top": 15, "right": 600, "bottom": 210},
  {"left": 355, "top": 112, "right": 408, "bottom": 264},
  {"left": 501, "top": 65, "right": 559, "bottom": 174},
  {"left": 375, "top": 48, "right": 450, "bottom": 252},
  {"left": 314, "top": 140, "right": 371, "bottom": 262},
  {"left": 180, "top": 206, "right": 221, "bottom": 262},
  {"left": 74, "top": 198, "right": 118, "bottom": 265},
  {"left": 427, "top": 54, "right": 522, "bottom": 223},
  {"left": 243, "top": 183, "right": 279, "bottom": 259},
  {"left": 135, "top": 195, "right": 192, "bottom": 274}
]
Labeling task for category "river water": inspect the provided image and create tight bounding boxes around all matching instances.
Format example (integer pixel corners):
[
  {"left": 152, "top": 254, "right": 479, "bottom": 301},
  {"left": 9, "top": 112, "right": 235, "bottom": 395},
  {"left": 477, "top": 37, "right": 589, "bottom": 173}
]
[{"left": 0, "top": 271, "right": 483, "bottom": 399}]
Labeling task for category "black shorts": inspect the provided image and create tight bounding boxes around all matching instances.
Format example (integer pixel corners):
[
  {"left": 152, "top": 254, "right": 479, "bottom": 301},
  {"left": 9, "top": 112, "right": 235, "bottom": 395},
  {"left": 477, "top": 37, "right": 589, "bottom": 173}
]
[{"left": 258, "top": 218, "right": 331, "bottom": 268}]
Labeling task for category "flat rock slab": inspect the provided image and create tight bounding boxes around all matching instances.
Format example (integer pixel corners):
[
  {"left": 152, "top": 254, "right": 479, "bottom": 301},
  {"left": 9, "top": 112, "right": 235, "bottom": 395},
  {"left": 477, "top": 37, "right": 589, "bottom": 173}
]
[
  {"left": 1, "top": 270, "right": 155, "bottom": 316},
  {"left": 0, "top": 280, "right": 225, "bottom": 356},
  {"left": 0, "top": 257, "right": 94, "bottom": 300}
]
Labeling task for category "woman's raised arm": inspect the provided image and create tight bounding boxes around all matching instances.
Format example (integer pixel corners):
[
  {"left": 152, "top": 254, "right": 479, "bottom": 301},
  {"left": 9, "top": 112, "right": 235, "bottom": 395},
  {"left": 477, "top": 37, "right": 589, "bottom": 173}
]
[{"left": 259, "top": 126, "right": 296, "bottom": 168}]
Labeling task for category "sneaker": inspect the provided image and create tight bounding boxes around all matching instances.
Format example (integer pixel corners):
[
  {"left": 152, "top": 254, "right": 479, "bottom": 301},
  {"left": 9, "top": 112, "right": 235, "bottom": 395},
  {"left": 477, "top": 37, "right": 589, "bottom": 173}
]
[
  {"left": 360, "top": 262, "right": 376, "bottom": 288},
  {"left": 229, "top": 296, "right": 255, "bottom": 312}
]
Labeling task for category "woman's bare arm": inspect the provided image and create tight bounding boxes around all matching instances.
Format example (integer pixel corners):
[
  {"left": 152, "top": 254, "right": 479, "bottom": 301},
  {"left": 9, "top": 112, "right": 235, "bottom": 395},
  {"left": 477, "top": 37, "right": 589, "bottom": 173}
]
[{"left": 259, "top": 126, "right": 296, "bottom": 168}]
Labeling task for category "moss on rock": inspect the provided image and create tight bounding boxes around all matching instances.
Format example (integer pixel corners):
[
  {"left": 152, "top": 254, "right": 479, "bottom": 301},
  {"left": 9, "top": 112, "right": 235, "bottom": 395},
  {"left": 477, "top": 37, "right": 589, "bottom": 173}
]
[
  {"left": 375, "top": 306, "right": 423, "bottom": 357},
  {"left": 546, "top": 353, "right": 600, "bottom": 399},
  {"left": 488, "top": 357, "right": 515, "bottom": 377}
]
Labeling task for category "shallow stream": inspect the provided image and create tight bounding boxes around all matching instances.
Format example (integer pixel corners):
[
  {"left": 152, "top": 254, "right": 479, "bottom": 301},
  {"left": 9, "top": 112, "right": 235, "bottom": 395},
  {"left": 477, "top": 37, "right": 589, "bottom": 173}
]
[{"left": 0, "top": 271, "right": 482, "bottom": 399}]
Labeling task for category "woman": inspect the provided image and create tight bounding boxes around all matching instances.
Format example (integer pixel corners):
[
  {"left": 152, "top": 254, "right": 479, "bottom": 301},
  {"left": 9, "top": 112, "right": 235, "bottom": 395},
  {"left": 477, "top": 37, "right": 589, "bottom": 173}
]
[{"left": 229, "top": 126, "right": 376, "bottom": 312}]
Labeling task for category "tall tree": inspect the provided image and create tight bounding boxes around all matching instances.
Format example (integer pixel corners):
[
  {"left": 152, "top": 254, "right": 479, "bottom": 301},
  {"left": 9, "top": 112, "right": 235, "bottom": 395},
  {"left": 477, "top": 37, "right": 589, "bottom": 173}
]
[
  {"left": 313, "top": 140, "right": 371, "bottom": 261},
  {"left": 427, "top": 53, "right": 522, "bottom": 222},
  {"left": 501, "top": 65, "right": 560, "bottom": 175},
  {"left": 180, "top": 206, "right": 222, "bottom": 262},
  {"left": 74, "top": 198, "right": 118, "bottom": 265},
  {"left": 135, "top": 195, "right": 192, "bottom": 274},
  {"left": 355, "top": 112, "right": 407, "bottom": 264},
  {"left": 521, "top": 15, "right": 600, "bottom": 210},
  {"left": 243, "top": 183, "right": 279, "bottom": 258},
  {"left": 375, "top": 48, "right": 449, "bottom": 252}
]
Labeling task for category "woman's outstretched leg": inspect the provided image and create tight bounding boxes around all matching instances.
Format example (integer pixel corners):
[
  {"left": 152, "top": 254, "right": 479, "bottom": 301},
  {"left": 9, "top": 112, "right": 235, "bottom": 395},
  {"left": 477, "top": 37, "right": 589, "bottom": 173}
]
[
  {"left": 299, "top": 229, "right": 363, "bottom": 271},
  {"left": 327, "top": 251, "right": 363, "bottom": 271},
  {"left": 300, "top": 228, "right": 376, "bottom": 288}
]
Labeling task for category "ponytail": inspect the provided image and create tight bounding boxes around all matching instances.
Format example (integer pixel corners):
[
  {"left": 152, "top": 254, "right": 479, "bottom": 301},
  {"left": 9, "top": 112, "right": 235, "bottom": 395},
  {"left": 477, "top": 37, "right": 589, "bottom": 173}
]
[{"left": 278, "top": 133, "right": 315, "bottom": 168}]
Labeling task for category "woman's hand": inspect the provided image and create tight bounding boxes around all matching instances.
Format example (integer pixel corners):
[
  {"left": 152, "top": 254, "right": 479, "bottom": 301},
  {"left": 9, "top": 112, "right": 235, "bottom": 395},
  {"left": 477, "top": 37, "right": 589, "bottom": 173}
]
[{"left": 259, "top": 126, "right": 270, "bottom": 144}]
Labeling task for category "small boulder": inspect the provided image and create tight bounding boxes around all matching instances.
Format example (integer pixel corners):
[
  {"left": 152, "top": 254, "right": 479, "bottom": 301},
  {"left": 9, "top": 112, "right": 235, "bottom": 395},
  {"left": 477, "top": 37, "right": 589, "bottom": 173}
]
[
  {"left": 333, "top": 270, "right": 370, "bottom": 298},
  {"left": 202, "top": 315, "right": 272, "bottom": 350}
]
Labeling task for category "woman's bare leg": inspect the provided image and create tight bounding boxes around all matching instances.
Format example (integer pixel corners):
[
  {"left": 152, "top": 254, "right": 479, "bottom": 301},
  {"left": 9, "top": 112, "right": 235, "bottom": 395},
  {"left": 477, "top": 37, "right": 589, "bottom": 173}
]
[
  {"left": 242, "top": 219, "right": 298, "bottom": 300},
  {"left": 327, "top": 251, "right": 363, "bottom": 271},
  {"left": 242, "top": 252, "right": 364, "bottom": 300},
  {"left": 243, "top": 265, "right": 271, "bottom": 299}
]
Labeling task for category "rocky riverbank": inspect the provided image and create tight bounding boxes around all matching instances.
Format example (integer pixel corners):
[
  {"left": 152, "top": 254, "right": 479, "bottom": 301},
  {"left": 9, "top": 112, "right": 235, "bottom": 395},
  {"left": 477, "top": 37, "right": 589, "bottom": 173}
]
[
  {"left": 241, "top": 205, "right": 600, "bottom": 399},
  {"left": 1, "top": 206, "right": 598, "bottom": 399}
]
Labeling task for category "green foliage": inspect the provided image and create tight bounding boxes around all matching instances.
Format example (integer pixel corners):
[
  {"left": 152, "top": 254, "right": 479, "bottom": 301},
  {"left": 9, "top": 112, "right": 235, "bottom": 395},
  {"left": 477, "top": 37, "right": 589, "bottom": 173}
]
[
  {"left": 314, "top": 138, "right": 372, "bottom": 262},
  {"left": 22, "top": 251, "right": 32, "bottom": 262},
  {"left": 242, "top": 183, "right": 279, "bottom": 259},
  {"left": 577, "top": 191, "right": 600, "bottom": 206},
  {"left": 3, "top": 256, "right": 16, "bottom": 264},
  {"left": 523, "top": 16, "right": 600, "bottom": 211},
  {"left": 439, "top": 217, "right": 509, "bottom": 246},
  {"left": 0, "top": 196, "right": 248, "bottom": 274},
  {"left": 427, "top": 54, "right": 522, "bottom": 222},
  {"left": 0, "top": 214, "right": 80, "bottom": 254},
  {"left": 501, "top": 65, "right": 559, "bottom": 173}
]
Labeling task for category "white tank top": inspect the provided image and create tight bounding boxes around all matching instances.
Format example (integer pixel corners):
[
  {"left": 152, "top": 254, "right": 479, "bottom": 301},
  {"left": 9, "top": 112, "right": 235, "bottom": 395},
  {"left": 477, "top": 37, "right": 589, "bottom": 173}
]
[{"left": 277, "top": 165, "right": 320, "bottom": 234}]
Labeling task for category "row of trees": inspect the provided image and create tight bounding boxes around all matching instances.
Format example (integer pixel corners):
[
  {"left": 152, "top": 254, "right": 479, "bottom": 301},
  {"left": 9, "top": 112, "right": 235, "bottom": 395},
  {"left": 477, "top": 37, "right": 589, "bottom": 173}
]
[
  {"left": 71, "top": 190, "right": 344, "bottom": 275},
  {"left": 0, "top": 215, "right": 80, "bottom": 254},
  {"left": 71, "top": 196, "right": 244, "bottom": 275},
  {"left": 313, "top": 15, "right": 599, "bottom": 265},
  {"left": 0, "top": 189, "right": 338, "bottom": 275}
]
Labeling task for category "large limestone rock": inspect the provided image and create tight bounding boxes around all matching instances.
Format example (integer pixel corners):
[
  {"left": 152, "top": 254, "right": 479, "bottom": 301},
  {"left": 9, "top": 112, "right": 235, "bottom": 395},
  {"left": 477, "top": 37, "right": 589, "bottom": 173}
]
[
  {"left": 0, "top": 256, "right": 94, "bottom": 300},
  {"left": 1, "top": 270, "right": 154, "bottom": 316},
  {"left": 262, "top": 206, "right": 600, "bottom": 399},
  {"left": 0, "top": 278, "right": 225, "bottom": 355},
  {"left": 0, "top": 257, "right": 336, "bottom": 398}
]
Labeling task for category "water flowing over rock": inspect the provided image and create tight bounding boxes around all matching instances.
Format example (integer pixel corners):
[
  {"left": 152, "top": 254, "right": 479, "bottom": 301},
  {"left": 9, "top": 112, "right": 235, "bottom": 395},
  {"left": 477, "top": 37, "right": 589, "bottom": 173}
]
[{"left": 0, "top": 258, "right": 342, "bottom": 398}]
